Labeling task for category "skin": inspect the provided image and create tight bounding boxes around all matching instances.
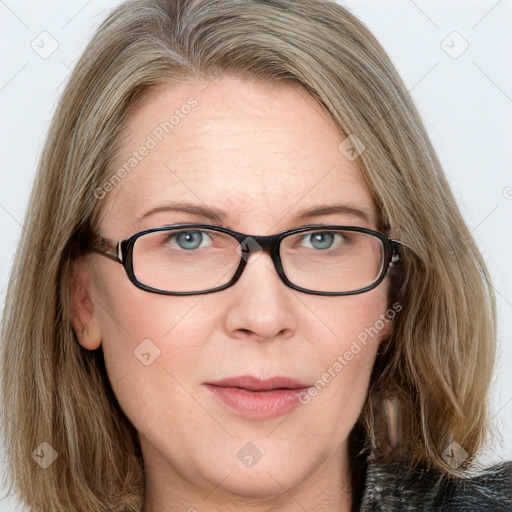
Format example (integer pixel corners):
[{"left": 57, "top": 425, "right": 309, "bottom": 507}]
[{"left": 71, "top": 76, "right": 391, "bottom": 512}]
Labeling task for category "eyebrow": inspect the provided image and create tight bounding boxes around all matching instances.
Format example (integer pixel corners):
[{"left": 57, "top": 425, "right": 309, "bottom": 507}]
[{"left": 138, "top": 202, "right": 373, "bottom": 225}]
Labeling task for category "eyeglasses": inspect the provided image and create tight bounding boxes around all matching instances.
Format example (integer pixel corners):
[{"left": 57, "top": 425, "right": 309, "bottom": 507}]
[{"left": 90, "top": 224, "right": 402, "bottom": 296}]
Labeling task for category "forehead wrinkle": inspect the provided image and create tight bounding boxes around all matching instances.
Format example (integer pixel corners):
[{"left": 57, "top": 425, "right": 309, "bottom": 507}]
[{"left": 99, "top": 78, "right": 375, "bottom": 238}]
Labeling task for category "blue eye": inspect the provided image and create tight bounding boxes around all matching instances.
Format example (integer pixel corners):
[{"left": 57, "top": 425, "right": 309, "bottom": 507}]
[
  {"left": 307, "top": 232, "right": 335, "bottom": 250},
  {"left": 172, "top": 231, "right": 208, "bottom": 250}
]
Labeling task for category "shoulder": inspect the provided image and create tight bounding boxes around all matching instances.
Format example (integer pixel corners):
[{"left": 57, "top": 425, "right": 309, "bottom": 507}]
[
  {"left": 360, "top": 457, "right": 512, "bottom": 511},
  {"left": 432, "top": 461, "right": 512, "bottom": 511}
]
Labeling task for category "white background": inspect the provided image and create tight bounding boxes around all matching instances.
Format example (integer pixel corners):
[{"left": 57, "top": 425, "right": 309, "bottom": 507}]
[{"left": 1, "top": 0, "right": 511, "bottom": 509}]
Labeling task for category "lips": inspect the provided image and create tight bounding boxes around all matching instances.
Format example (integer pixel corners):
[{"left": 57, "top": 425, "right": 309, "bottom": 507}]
[
  {"left": 204, "top": 375, "right": 310, "bottom": 421},
  {"left": 207, "top": 375, "right": 309, "bottom": 391}
]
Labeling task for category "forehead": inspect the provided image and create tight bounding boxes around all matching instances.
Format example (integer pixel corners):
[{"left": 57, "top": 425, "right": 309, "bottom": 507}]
[{"left": 99, "top": 76, "right": 377, "bottom": 236}]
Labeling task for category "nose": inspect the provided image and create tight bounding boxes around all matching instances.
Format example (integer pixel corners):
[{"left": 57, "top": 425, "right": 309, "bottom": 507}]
[{"left": 224, "top": 249, "right": 298, "bottom": 342}]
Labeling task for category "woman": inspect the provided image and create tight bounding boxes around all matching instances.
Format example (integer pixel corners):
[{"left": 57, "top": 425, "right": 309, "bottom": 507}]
[{"left": 1, "top": 0, "right": 510, "bottom": 510}]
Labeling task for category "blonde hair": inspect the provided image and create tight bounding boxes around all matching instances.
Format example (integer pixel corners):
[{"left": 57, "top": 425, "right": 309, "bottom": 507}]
[{"left": 1, "top": 0, "right": 496, "bottom": 510}]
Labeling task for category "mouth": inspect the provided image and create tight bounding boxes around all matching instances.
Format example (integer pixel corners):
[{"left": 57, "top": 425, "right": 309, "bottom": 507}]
[{"left": 204, "top": 375, "right": 311, "bottom": 421}]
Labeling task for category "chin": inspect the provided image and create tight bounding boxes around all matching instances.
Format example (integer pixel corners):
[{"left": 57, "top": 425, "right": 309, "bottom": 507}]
[
  {"left": 192, "top": 441, "right": 318, "bottom": 500},
  {"left": 212, "top": 465, "right": 302, "bottom": 499}
]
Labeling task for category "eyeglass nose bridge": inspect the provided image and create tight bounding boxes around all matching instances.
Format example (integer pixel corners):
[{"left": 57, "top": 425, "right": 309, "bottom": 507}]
[
  {"left": 229, "top": 232, "right": 291, "bottom": 290},
  {"left": 236, "top": 233, "right": 281, "bottom": 260}
]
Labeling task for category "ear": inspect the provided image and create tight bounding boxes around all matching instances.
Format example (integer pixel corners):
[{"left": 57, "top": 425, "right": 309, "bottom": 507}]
[{"left": 67, "top": 255, "right": 102, "bottom": 350}]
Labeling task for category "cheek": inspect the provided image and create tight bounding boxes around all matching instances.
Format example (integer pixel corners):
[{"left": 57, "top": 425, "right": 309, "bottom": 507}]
[
  {"left": 90, "top": 266, "right": 221, "bottom": 422},
  {"left": 308, "top": 285, "right": 390, "bottom": 393},
  {"left": 289, "top": 285, "right": 392, "bottom": 439},
  {"left": 306, "top": 279, "right": 391, "bottom": 356}
]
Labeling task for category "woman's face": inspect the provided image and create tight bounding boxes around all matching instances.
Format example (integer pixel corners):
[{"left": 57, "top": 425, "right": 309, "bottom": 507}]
[{"left": 74, "top": 76, "right": 392, "bottom": 507}]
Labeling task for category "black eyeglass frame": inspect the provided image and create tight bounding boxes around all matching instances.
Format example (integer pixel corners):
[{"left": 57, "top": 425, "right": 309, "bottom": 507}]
[{"left": 90, "top": 223, "right": 402, "bottom": 296}]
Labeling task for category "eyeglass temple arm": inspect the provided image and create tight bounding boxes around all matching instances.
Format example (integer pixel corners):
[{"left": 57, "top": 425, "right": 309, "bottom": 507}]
[
  {"left": 89, "top": 234, "right": 122, "bottom": 263},
  {"left": 390, "top": 239, "right": 410, "bottom": 266}
]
